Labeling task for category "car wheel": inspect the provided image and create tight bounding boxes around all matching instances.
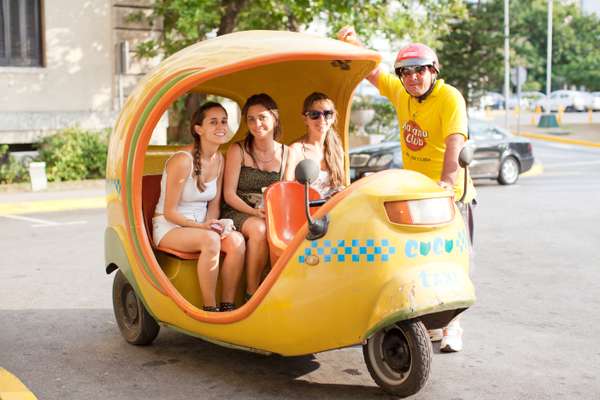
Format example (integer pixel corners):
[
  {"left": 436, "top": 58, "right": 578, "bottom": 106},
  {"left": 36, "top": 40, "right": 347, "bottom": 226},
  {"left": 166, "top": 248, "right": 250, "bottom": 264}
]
[
  {"left": 363, "top": 320, "right": 431, "bottom": 397},
  {"left": 113, "top": 270, "right": 160, "bottom": 345},
  {"left": 497, "top": 156, "right": 520, "bottom": 185}
]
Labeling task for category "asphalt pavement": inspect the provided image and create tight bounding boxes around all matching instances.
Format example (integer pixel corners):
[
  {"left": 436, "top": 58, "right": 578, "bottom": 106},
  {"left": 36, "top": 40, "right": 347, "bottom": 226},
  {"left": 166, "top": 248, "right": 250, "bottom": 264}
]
[{"left": 0, "top": 120, "right": 600, "bottom": 399}]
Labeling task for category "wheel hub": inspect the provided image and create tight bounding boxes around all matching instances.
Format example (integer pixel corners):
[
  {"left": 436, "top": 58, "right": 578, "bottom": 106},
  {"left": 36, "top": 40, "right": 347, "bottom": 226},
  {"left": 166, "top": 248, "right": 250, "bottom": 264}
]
[
  {"left": 382, "top": 329, "right": 411, "bottom": 373},
  {"left": 123, "top": 289, "right": 139, "bottom": 324}
]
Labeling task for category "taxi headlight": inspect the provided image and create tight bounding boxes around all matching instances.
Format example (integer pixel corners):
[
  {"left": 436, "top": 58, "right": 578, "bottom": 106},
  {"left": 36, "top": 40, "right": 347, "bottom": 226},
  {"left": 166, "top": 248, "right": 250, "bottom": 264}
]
[{"left": 384, "top": 197, "right": 454, "bottom": 225}]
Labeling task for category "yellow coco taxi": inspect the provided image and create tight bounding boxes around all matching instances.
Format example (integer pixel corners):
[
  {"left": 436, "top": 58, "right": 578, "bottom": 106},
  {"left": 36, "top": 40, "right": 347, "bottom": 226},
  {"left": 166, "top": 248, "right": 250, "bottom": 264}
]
[{"left": 104, "top": 30, "right": 475, "bottom": 398}]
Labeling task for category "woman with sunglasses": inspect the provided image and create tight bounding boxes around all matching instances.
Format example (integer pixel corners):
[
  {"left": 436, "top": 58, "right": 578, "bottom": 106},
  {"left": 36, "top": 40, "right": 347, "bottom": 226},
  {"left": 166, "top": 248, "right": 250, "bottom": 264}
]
[
  {"left": 285, "top": 92, "right": 345, "bottom": 197},
  {"left": 152, "top": 102, "right": 245, "bottom": 313},
  {"left": 337, "top": 27, "right": 476, "bottom": 353},
  {"left": 222, "top": 93, "right": 290, "bottom": 301}
]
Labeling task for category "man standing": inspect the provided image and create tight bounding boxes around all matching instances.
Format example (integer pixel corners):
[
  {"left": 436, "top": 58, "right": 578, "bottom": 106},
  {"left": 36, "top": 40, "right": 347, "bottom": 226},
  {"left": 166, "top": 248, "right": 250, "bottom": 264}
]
[{"left": 338, "top": 27, "right": 476, "bottom": 352}]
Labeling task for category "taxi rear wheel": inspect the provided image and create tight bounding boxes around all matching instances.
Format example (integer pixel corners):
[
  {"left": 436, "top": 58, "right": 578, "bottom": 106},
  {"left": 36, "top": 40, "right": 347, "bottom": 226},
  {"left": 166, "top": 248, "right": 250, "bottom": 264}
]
[
  {"left": 363, "top": 320, "right": 431, "bottom": 398},
  {"left": 112, "top": 270, "right": 159, "bottom": 345}
]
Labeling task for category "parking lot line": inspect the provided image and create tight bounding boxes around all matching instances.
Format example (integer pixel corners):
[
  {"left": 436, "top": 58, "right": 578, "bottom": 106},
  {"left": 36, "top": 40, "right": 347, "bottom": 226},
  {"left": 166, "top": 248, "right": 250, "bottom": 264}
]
[
  {"left": 0, "top": 368, "right": 38, "bottom": 400},
  {"left": 0, "top": 214, "right": 88, "bottom": 228},
  {"left": 0, "top": 197, "right": 104, "bottom": 216}
]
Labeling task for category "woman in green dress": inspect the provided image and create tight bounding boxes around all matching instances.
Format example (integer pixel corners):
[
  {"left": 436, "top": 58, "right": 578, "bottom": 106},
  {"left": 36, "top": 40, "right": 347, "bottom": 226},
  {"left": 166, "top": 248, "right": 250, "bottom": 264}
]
[{"left": 222, "top": 93, "right": 289, "bottom": 300}]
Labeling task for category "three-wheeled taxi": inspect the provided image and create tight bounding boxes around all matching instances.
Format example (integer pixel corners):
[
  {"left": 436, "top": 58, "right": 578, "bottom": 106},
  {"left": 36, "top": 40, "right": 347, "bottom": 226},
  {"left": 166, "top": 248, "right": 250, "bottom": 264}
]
[{"left": 104, "top": 30, "right": 475, "bottom": 397}]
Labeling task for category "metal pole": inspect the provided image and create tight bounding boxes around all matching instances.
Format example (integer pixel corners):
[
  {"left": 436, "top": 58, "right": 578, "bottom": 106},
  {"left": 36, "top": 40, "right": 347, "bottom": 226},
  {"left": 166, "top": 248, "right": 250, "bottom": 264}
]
[
  {"left": 504, "top": 0, "right": 510, "bottom": 128},
  {"left": 546, "top": 0, "right": 553, "bottom": 113},
  {"left": 517, "top": 67, "right": 521, "bottom": 134}
]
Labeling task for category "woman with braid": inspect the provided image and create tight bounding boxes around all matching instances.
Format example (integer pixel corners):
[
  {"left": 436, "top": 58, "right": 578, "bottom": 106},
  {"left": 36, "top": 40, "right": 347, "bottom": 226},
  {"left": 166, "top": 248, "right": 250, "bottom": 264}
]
[{"left": 152, "top": 102, "right": 245, "bottom": 312}]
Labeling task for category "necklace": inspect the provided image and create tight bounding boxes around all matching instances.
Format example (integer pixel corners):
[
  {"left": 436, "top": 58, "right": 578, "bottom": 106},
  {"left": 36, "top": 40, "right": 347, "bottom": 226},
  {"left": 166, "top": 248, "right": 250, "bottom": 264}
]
[{"left": 252, "top": 146, "right": 277, "bottom": 163}]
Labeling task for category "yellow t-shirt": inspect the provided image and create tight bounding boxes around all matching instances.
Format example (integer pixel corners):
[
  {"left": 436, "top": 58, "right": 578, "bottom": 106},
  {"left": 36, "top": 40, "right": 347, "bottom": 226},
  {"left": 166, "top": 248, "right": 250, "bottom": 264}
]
[{"left": 376, "top": 72, "right": 475, "bottom": 201}]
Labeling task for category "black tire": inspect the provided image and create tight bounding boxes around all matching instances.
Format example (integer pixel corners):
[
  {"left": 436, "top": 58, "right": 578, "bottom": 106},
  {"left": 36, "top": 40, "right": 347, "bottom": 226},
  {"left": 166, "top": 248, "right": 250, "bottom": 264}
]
[
  {"left": 497, "top": 156, "right": 520, "bottom": 185},
  {"left": 112, "top": 270, "right": 160, "bottom": 345},
  {"left": 363, "top": 320, "right": 432, "bottom": 398}
]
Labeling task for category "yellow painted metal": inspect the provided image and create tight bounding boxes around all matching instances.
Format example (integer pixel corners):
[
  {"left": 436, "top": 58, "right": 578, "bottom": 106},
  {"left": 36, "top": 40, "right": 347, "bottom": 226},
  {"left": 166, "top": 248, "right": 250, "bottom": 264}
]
[
  {"left": 116, "top": 170, "right": 474, "bottom": 356},
  {"left": 105, "top": 30, "right": 475, "bottom": 357},
  {"left": 0, "top": 368, "right": 38, "bottom": 400}
]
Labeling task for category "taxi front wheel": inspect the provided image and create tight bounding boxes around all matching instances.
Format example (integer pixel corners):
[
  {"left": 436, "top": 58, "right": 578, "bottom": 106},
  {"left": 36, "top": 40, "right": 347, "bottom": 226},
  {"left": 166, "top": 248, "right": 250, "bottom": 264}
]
[
  {"left": 363, "top": 320, "right": 431, "bottom": 397},
  {"left": 112, "top": 270, "right": 160, "bottom": 345}
]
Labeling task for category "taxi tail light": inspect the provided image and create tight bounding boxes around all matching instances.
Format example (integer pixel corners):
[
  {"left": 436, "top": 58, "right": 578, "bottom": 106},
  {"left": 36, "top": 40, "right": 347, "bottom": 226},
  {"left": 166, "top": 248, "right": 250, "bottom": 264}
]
[{"left": 384, "top": 197, "right": 454, "bottom": 225}]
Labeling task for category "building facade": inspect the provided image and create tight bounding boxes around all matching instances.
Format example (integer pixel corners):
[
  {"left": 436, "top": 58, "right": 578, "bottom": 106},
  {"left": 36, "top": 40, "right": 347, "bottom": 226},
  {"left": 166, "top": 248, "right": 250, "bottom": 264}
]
[{"left": 0, "top": 0, "right": 161, "bottom": 144}]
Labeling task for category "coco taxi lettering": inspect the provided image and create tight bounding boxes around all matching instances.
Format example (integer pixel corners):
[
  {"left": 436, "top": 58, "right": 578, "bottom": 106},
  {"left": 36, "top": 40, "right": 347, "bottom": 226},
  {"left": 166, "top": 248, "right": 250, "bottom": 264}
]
[
  {"left": 404, "top": 230, "right": 468, "bottom": 258},
  {"left": 402, "top": 120, "right": 428, "bottom": 151}
]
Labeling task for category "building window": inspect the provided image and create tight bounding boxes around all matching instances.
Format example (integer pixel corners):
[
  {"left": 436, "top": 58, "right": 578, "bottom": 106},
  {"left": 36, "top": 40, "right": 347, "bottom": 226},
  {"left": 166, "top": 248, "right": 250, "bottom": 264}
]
[{"left": 0, "top": 0, "right": 43, "bottom": 67}]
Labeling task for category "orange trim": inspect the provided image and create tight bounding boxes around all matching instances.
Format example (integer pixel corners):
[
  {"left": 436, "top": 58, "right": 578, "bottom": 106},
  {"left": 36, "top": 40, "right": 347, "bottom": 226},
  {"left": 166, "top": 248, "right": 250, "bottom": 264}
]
[
  {"left": 384, "top": 201, "right": 413, "bottom": 225},
  {"left": 123, "top": 51, "right": 380, "bottom": 324}
]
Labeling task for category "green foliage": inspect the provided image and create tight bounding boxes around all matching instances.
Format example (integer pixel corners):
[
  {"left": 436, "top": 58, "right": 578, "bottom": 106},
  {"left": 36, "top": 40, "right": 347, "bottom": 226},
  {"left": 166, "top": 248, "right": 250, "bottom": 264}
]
[
  {"left": 38, "top": 127, "right": 108, "bottom": 182},
  {"left": 0, "top": 145, "right": 29, "bottom": 184},
  {"left": 439, "top": 0, "right": 600, "bottom": 102},
  {"left": 350, "top": 96, "right": 397, "bottom": 136}
]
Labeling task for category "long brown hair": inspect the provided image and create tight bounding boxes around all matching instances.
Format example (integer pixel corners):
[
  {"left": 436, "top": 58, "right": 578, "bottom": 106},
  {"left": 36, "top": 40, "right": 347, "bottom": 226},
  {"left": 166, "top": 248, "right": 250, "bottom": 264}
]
[
  {"left": 241, "top": 93, "right": 282, "bottom": 166},
  {"left": 190, "top": 101, "right": 227, "bottom": 191},
  {"left": 302, "top": 92, "right": 345, "bottom": 188}
]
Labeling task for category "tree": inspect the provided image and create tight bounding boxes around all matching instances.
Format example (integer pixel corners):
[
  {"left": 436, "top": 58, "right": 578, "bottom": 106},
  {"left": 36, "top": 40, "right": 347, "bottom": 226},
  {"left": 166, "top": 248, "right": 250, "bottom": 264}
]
[
  {"left": 438, "top": 0, "right": 600, "bottom": 105},
  {"left": 132, "top": 0, "right": 467, "bottom": 141}
]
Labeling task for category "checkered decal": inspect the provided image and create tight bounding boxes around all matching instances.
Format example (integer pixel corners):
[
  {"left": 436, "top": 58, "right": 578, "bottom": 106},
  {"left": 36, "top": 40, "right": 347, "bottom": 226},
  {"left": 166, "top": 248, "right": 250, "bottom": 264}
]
[{"left": 298, "top": 239, "right": 397, "bottom": 264}]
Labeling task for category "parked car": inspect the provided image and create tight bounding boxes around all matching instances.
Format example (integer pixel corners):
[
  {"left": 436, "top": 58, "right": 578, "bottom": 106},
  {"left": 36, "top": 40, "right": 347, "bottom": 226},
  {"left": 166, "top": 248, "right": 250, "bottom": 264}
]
[
  {"left": 534, "top": 90, "right": 588, "bottom": 112},
  {"left": 588, "top": 92, "right": 600, "bottom": 111},
  {"left": 479, "top": 92, "right": 505, "bottom": 109},
  {"left": 520, "top": 91, "right": 546, "bottom": 111},
  {"left": 506, "top": 95, "right": 529, "bottom": 110},
  {"left": 349, "top": 119, "right": 534, "bottom": 185}
]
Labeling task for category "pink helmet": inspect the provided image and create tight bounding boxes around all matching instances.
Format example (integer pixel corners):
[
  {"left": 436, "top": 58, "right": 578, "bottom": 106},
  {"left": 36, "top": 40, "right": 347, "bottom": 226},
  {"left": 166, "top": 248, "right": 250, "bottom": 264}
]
[{"left": 394, "top": 43, "right": 439, "bottom": 73}]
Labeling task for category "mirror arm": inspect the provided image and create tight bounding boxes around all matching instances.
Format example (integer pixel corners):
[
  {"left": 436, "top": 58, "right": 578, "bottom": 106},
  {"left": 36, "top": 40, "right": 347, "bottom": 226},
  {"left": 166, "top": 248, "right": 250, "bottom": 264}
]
[
  {"left": 459, "top": 166, "right": 468, "bottom": 203},
  {"left": 304, "top": 182, "right": 315, "bottom": 225},
  {"left": 303, "top": 182, "right": 329, "bottom": 240}
]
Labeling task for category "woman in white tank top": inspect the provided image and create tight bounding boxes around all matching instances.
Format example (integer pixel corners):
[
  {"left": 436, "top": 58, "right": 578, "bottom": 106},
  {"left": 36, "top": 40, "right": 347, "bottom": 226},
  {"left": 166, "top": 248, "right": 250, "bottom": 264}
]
[
  {"left": 286, "top": 92, "right": 346, "bottom": 197},
  {"left": 153, "top": 102, "right": 245, "bottom": 313}
]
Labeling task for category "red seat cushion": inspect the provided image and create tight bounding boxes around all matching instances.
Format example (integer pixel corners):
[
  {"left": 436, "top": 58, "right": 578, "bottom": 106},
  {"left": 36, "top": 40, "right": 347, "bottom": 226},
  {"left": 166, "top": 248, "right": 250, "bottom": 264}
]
[{"left": 142, "top": 174, "right": 200, "bottom": 260}]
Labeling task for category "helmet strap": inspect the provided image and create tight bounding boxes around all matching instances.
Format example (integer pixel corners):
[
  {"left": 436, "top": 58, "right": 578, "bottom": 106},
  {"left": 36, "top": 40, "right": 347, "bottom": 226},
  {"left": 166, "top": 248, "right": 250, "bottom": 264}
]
[{"left": 417, "top": 75, "right": 436, "bottom": 102}]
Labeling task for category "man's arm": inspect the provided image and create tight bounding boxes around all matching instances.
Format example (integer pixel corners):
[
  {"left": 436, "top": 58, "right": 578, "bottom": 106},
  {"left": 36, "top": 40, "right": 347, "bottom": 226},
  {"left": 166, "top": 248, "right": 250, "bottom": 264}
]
[
  {"left": 337, "top": 26, "right": 381, "bottom": 85},
  {"left": 439, "top": 133, "right": 466, "bottom": 189}
]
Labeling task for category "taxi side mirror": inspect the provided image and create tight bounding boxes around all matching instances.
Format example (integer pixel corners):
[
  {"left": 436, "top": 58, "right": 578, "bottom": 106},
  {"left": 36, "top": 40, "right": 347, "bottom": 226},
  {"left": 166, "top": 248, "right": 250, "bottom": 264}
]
[
  {"left": 458, "top": 144, "right": 474, "bottom": 203},
  {"left": 459, "top": 145, "right": 474, "bottom": 168},
  {"left": 294, "top": 160, "right": 328, "bottom": 240}
]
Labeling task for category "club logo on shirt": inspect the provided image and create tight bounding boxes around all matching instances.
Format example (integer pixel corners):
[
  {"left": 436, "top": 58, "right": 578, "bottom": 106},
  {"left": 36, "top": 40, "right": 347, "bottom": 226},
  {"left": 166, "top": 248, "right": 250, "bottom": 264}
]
[{"left": 402, "top": 120, "right": 428, "bottom": 151}]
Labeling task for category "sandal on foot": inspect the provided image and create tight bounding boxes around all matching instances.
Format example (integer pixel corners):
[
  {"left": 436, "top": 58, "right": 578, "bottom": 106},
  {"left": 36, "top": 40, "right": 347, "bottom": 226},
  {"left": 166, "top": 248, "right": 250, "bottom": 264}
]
[
  {"left": 202, "top": 305, "right": 220, "bottom": 312},
  {"left": 219, "top": 302, "right": 236, "bottom": 312}
]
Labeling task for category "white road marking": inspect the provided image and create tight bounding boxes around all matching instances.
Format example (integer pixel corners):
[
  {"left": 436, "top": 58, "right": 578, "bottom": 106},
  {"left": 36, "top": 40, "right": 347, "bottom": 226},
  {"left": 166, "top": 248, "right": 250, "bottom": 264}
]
[
  {"left": 543, "top": 160, "right": 600, "bottom": 169},
  {"left": 0, "top": 214, "right": 88, "bottom": 227}
]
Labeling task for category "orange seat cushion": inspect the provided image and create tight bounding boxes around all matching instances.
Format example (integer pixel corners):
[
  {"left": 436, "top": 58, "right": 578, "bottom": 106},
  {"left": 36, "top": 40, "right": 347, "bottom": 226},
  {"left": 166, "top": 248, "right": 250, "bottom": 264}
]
[
  {"left": 142, "top": 174, "right": 200, "bottom": 260},
  {"left": 264, "top": 181, "right": 321, "bottom": 264}
]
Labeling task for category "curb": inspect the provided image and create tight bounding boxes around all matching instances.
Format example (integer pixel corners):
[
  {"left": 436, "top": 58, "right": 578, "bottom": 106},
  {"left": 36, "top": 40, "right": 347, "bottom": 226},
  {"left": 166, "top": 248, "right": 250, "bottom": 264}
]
[
  {"left": 0, "top": 368, "right": 38, "bottom": 399},
  {"left": 519, "top": 131, "right": 600, "bottom": 148},
  {"left": 521, "top": 161, "right": 544, "bottom": 178},
  {"left": 0, "top": 197, "right": 105, "bottom": 215}
]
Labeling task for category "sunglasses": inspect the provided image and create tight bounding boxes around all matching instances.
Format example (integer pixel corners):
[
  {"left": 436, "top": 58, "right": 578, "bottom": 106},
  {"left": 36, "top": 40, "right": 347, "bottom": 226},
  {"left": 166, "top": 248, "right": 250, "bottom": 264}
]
[
  {"left": 396, "top": 65, "right": 430, "bottom": 78},
  {"left": 305, "top": 110, "right": 335, "bottom": 120}
]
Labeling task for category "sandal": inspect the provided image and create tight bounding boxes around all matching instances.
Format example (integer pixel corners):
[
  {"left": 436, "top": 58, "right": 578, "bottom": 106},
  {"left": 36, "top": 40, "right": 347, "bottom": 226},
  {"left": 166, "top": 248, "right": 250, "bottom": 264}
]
[
  {"left": 219, "top": 302, "right": 236, "bottom": 312},
  {"left": 202, "top": 305, "right": 220, "bottom": 312}
]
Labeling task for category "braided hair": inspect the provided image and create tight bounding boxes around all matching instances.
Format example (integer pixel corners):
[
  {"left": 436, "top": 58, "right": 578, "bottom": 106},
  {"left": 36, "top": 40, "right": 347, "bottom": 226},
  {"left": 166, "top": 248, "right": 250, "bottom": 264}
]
[
  {"left": 241, "top": 93, "right": 282, "bottom": 167},
  {"left": 190, "top": 101, "right": 227, "bottom": 191},
  {"left": 302, "top": 92, "right": 345, "bottom": 188}
]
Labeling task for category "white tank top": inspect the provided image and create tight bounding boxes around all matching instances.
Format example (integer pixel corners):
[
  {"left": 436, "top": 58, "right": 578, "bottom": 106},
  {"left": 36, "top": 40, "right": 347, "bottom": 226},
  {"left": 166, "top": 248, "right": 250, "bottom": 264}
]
[{"left": 154, "top": 151, "right": 218, "bottom": 223}]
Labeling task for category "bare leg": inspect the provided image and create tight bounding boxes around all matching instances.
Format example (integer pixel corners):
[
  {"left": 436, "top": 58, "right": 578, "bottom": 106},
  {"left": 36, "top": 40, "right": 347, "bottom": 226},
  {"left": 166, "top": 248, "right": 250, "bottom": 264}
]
[
  {"left": 240, "top": 217, "right": 269, "bottom": 295},
  {"left": 219, "top": 231, "right": 245, "bottom": 303},
  {"left": 159, "top": 227, "right": 221, "bottom": 307}
]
